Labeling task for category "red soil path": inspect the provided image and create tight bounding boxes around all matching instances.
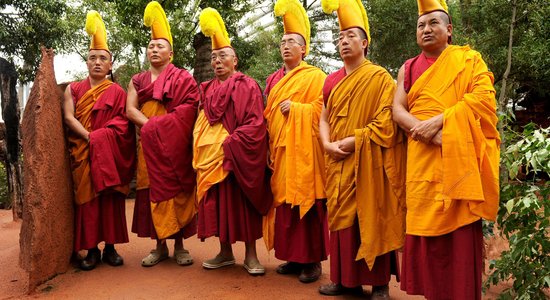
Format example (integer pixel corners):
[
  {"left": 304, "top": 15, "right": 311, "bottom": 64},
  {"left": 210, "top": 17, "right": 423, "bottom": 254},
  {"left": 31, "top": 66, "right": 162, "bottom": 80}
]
[{"left": 1, "top": 201, "right": 507, "bottom": 299}]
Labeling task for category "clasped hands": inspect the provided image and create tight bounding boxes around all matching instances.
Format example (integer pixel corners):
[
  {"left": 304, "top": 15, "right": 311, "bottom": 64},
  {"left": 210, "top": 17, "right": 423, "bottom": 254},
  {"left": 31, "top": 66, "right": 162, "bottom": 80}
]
[
  {"left": 409, "top": 115, "right": 443, "bottom": 146},
  {"left": 324, "top": 136, "right": 355, "bottom": 161}
]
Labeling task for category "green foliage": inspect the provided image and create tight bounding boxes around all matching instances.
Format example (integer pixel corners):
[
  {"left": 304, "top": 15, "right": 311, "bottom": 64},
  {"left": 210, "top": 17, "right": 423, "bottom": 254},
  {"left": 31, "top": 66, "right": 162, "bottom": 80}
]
[
  {"left": 485, "top": 123, "right": 550, "bottom": 299},
  {"left": 0, "top": 163, "right": 8, "bottom": 209},
  {"left": 0, "top": 0, "right": 73, "bottom": 82}
]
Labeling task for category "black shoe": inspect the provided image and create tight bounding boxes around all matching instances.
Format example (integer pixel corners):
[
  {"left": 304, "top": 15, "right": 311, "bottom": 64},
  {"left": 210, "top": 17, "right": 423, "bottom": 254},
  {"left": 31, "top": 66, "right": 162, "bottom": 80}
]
[
  {"left": 318, "top": 283, "right": 363, "bottom": 296},
  {"left": 80, "top": 248, "right": 101, "bottom": 271},
  {"left": 371, "top": 285, "right": 390, "bottom": 300},
  {"left": 298, "top": 263, "right": 321, "bottom": 283},
  {"left": 102, "top": 248, "right": 124, "bottom": 266},
  {"left": 276, "top": 262, "right": 302, "bottom": 275}
]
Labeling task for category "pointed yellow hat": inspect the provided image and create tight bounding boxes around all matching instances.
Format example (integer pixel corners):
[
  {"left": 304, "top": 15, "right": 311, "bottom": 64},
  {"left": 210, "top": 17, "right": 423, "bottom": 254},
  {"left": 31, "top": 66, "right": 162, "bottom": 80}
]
[
  {"left": 417, "top": 0, "right": 448, "bottom": 16},
  {"left": 274, "top": 0, "right": 311, "bottom": 56},
  {"left": 322, "top": 0, "right": 370, "bottom": 43},
  {"left": 199, "top": 7, "right": 231, "bottom": 50},
  {"left": 144, "top": 1, "right": 173, "bottom": 47},
  {"left": 85, "top": 11, "right": 109, "bottom": 53}
]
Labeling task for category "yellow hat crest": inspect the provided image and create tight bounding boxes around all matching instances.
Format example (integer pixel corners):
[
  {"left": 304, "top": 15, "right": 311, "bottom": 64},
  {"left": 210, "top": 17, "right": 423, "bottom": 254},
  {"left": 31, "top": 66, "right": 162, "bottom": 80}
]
[
  {"left": 417, "top": 0, "right": 448, "bottom": 16},
  {"left": 199, "top": 7, "right": 232, "bottom": 50},
  {"left": 322, "top": 0, "right": 370, "bottom": 43},
  {"left": 144, "top": 1, "right": 173, "bottom": 47},
  {"left": 85, "top": 11, "right": 109, "bottom": 52},
  {"left": 274, "top": 0, "right": 311, "bottom": 56}
]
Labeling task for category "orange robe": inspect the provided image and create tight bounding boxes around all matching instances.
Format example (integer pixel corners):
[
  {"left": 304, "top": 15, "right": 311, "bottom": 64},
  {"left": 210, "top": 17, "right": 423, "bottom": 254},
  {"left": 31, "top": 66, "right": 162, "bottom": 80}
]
[
  {"left": 325, "top": 60, "right": 406, "bottom": 269},
  {"left": 406, "top": 45, "right": 500, "bottom": 236},
  {"left": 262, "top": 62, "right": 327, "bottom": 250}
]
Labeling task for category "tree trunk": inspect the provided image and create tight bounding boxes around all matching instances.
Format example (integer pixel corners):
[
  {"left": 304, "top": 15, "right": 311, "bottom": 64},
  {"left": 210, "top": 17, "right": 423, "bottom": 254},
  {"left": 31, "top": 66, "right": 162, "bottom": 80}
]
[
  {"left": 192, "top": 32, "right": 213, "bottom": 84},
  {"left": 498, "top": 0, "right": 517, "bottom": 183},
  {"left": 0, "top": 57, "right": 23, "bottom": 219}
]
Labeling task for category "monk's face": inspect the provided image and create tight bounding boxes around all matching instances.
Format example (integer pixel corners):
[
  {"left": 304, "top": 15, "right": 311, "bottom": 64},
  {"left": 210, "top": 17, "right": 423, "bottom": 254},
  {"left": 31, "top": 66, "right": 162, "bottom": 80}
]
[
  {"left": 86, "top": 49, "right": 112, "bottom": 80},
  {"left": 280, "top": 33, "right": 305, "bottom": 65},
  {"left": 210, "top": 47, "right": 237, "bottom": 82},
  {"left": 416, "top": 11, "right": 452, "bottom": 52},
  {"left": 147, "top": 39, "right": 173, "bottom": 67},
  {"left": 338, "top": 28, "right": 368, "bottom": 60}
]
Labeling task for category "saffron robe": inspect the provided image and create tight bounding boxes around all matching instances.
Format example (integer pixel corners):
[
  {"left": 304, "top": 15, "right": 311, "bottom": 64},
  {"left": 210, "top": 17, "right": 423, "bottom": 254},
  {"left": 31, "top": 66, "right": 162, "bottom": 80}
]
[
  {"left": 263, "top": 63, "right": 329, "bottom": 262},
  {"left": 194, "top": 73, "right": 271, "bottom": 243},
  {"left": 131, "top": 64, "right": 199, "bottom": 239},
  {"left": 325, "top": 60, "right": 406, "bottom": 269},
  {"left": 262, "top": 62, "right": 327, "bottom": 250},
  {"left": 405, "top": 45, "right": 500, "bottom": 236},
  {"left": 68, "top": 78, "right": 135, "bottom": 250}
]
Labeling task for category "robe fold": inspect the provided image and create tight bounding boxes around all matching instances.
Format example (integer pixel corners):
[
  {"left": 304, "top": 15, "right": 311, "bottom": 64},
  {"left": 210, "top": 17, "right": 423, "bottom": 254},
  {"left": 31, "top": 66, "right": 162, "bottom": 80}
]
[
  {"left": 405, "top": 45, "right": 500, "bottom": 236},
  {"left": 69, "top": 78, "right": 135, "bottom": 250},
  {"left": 194, "top": 73, "right": 271, "bottom": 243},
  {"left": 131, "top": 64, "right": 198, "bottom": 240},
  {"left": 262, "top": 62, "right": 329, "bottom": 262},
  {"left": 325, "top": 60, "right": 406, "bottom": 270}
]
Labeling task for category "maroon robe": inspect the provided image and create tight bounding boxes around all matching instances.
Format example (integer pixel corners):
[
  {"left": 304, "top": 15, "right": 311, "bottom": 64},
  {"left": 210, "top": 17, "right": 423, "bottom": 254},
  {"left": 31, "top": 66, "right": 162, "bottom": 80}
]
[
  {"left": 400, "top": 54, "right": 484, "bottom": 300},
  {"left": 197, "top": 73, "right": 272, "bottom": 243},
  {"left": 131, "top": 64, "right": 199, "bottom": 239},
  {"left": 265, "top": 67, "right": 329, "bottom": 264},
  {"left": 70, "top": 78, "right": 135, "bottom": 251},
  {"left": 323, "top": 68, "right": 399, "bottom": 287}
]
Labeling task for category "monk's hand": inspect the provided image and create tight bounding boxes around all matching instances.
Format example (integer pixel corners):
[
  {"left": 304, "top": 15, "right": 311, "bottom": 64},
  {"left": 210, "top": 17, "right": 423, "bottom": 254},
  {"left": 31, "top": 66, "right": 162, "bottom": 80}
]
[
  {"left": 324, "top": 141, "right": 351, "bottom": 161},
  {"left": 431, "top": 130, "right": 442, "bottom": 146},
  {"left": 337, "top": 136, "right": 355, "bottom": 153},
  {"left": 280, "top": 100, "right": 291, "bottom": 115},
  {"left": 410, "top": 115, "right": 443, "bottom": 144}
]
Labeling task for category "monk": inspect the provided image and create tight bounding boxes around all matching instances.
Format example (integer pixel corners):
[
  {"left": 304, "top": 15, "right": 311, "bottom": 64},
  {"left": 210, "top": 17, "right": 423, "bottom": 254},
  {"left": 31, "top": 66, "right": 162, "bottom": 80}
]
[
  {"left": 127, "top": 1, "right": 198, "bottom": 267},
  {"left": 63, "top": 11, "right": 135, "bottom": 271},
  {"left": 195, "top": 7, "right": 271, "bottom": 276},
  {"left": 319, "top": 0, "right": 406, "bottom": 298},
  {"left": 263, "top": 0, "right": 328, "bottom": 284},
  {"left": 393, "top": 1, "right": 500, "bottom": 299}
]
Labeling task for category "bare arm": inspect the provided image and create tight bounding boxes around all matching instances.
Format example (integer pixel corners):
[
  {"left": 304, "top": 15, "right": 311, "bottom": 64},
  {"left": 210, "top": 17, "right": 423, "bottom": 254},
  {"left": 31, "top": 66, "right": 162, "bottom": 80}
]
[
  {"left": 62, "top": 84, "right": 89, "bottom": 141},
  {"left": 319, "top": 105, "right": 350, "bottom": 161},
  {"left": 393, "top": 65, "right": 442, "bottom": 145},
  {"left": 126, "top": 80, "right": 149, "bottom": 128}
]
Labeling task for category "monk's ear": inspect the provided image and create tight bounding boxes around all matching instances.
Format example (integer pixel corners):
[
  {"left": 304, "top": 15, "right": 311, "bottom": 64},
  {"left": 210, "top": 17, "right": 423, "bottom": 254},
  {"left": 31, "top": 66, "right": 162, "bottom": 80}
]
[
  {"left": 233, "top": 55, "right": 238, "bottom": 68},
  {"left": 447, "top": 24, "right": 453, "bottom": 37}
]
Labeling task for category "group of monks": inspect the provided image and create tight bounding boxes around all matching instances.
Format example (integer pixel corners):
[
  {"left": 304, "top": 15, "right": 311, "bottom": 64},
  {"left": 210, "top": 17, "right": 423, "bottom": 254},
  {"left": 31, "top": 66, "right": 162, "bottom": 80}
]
[{"left": 62, "top": 0, "right": 500, "bottom": 299}]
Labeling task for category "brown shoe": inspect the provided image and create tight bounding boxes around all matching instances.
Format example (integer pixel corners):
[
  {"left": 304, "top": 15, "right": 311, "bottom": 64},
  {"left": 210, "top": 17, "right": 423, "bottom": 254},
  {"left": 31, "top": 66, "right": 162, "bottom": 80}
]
[
  {"left": 371, "top": 285, "right": 390, "bottom": 300},
  {"left": 318, "top": 282, "right": 363, "bottom": 296},
  {"left": 298, "top": 263, "right": 321, "bottom": 283},
  {"left": 276, "top": 262, "right": 301, "bottom": 275}
]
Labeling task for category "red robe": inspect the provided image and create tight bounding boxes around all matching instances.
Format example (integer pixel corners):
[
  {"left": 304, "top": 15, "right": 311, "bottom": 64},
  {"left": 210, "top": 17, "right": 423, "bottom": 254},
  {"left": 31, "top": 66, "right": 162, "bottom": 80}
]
[
  {"left": 400, "top": 52, "right": 484, "bottom": 300},
  {"left": 264, "top": 67, "right": 329, "bottom": 264},
  {"left": 131, "top": 64, "right": 199, "bottom": 240},
  {"left": 197, "top": 72, "right": 272, "bottom": 243},
  {"left": 70, "top": 78, "right": 135, "bottom": 251},
  {"left": 323, "top": 69, "right": 399, "bottom": 287}
]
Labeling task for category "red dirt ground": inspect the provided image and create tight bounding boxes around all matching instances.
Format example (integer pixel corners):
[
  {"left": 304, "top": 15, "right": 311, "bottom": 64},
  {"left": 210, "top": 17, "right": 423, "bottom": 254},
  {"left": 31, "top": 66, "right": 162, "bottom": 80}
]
[{"left": 1, "top": 201, "right": 509, "bottom": 299}]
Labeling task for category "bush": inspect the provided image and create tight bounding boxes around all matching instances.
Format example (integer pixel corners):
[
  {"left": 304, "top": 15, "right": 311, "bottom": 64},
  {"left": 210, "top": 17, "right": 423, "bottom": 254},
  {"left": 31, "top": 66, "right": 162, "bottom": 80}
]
[
  {"left": 0, "top": 163, "right": 8, "bottom": 209},
  {"left": 485, "top": 124, "right": 550, "bottom": 299}
]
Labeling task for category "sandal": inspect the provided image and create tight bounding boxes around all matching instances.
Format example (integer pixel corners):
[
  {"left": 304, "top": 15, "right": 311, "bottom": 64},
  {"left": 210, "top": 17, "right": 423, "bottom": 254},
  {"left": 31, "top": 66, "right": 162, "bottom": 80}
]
[
  {"left": 202, "top": 255, "right": 236, "bottom": 269},
  {"left": 141, "top": 247, "right": 169, "bottom": 267},
  {"left": 174, "top": 249, "right": 193, "bottom": 266},
  {"left": 243, "top": 260, "right": 265, "bottom": 275}
]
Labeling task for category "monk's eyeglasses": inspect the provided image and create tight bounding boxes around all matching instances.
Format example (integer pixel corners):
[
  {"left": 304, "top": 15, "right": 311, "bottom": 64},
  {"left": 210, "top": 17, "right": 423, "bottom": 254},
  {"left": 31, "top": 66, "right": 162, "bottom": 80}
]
[
  {"left": 211, "top": 54, "right": 234, "bottom": 62},
  {"left": 87, "top": 56, "right": 110, "bottom": 63},
  {"left": 280, "top": 39, "right": 303, "bottom": 47}
]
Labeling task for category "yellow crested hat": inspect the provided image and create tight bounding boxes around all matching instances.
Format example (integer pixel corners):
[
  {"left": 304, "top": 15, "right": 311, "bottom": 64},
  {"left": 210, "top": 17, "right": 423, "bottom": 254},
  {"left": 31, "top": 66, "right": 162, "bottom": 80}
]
[
  {"left": 322, "top": 0, "right": 370, "bottom": 43},
  {"left": 199, "top": 7, "right": 232, "bottom": 50},
  {"left": 85, "top": 11, "right": 109, "bottom": 53},
  {"left": 144, "top": 1, "right": 173, "bottom": 47},
  {"left": 417, "top": 0, "right": 449, "bottom": 16},
  {"left": 274, "top": 0, "right": 311, "bottom": 56}
]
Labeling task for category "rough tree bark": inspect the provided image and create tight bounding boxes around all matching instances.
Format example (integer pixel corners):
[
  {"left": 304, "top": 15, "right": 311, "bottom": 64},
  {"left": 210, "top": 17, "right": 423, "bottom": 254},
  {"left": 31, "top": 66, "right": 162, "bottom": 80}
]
[
  {"left": 0, "top": 57, "right": 23, "bottom": 220},
  {"left": 192, "top": 32, "right": 214, "bottom": 84}
]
